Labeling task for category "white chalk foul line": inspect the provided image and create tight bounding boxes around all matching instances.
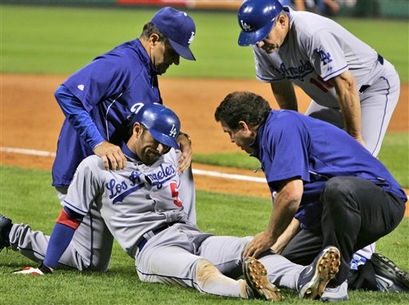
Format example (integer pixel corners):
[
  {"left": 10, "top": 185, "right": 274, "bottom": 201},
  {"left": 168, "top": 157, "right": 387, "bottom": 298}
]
[
  {"left": 0, "top": 146, "right": 266, "bottom": 183},
  {"left": 2, "top": 146, "right": 409, "bottom": 200},
  {"left": 0, "top": 147, "right": 56, "bottom": 157},
  {"left": 192, "top": 169, "right": 266, "bottom": 183}
]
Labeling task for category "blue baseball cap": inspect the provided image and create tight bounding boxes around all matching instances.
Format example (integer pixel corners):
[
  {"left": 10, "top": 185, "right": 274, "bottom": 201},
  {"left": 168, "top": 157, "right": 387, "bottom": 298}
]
[{"left": 151, "top": 7, "right": 196, "bottom": 61}]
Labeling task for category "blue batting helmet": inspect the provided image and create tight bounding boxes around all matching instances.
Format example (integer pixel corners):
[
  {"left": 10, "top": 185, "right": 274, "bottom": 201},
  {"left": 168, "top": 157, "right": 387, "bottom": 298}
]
[
  {"left": 130, "top": 103, "right": 180, "bottom": 150},
  {"left": 238, "top": 0, "right": 283, "bottom": 46}
]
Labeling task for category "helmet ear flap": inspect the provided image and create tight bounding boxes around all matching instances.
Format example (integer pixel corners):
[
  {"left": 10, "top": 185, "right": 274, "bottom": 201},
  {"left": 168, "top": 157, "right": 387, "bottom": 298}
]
[{"left": 238, "top": 0, "right": 283, "bottom": 46}]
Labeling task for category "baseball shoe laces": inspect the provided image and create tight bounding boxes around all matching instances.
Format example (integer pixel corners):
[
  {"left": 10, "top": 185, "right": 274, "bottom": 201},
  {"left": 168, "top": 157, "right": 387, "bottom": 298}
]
[
  {"left": 242, "top": 257, "right": 283, "bottom": 301},
  {"left": 297, "top": 245, "right": 341, "bottom": 300}
]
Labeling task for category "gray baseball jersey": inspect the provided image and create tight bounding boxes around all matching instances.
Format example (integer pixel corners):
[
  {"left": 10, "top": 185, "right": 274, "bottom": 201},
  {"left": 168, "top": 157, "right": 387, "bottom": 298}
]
[
  {"left": 64, "top": 150, "right": 190, "bottom": 259},
  {"left": 9, "top": 149, "right": 195, "bottom": 271},
  {"left": 253, "top": 7, "right": 400, "bottom": 157}
]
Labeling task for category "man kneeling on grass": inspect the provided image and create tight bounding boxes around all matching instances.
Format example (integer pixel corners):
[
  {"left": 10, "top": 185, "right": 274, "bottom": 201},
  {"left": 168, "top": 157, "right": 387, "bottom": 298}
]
[{"left": 214, "top": 91, "right": 408, "bottom": 301}]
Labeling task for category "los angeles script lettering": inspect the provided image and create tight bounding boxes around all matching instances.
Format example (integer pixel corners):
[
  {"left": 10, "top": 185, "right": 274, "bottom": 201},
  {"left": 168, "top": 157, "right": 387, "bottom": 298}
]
[{"left": 106, "top": 164, "right": 176, "bottom": 199}]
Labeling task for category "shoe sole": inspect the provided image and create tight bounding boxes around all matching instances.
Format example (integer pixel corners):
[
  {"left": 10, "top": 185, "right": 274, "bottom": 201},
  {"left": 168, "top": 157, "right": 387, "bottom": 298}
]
[
  {"left": 300, "top": 246, "right": 341, "bottom": 300},
  {"left": 243, "top": 258, "right": 283, "bottom": 301},
  {"left": 371, "top": 253, "right": 409, "bottom": 290}
]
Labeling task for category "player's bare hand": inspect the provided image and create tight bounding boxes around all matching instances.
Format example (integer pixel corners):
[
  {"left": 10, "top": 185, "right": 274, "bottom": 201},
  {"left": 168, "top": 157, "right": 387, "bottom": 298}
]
[
  {"left": 243, "top": 231, "right": 275, "bottom": 259},
  {"left": 177, "top": 133, "right": 193, "bottom": 173},
  {"left": 93, "top": 141, "right": 127, "bottom": 171}
]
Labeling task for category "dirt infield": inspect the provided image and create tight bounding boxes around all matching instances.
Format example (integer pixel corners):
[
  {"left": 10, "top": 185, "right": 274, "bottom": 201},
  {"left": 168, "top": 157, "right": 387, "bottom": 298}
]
[{"left": 0, "top": 74, "right": 408, "bottom": 215}]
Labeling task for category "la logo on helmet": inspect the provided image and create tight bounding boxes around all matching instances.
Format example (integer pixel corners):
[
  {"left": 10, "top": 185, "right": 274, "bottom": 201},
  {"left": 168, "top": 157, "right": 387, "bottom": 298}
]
[
  {"left": 240, "top": 20, "right": 252, "bottom": 32},
  {"left": 169, "top": 124, "right": 178, "bottom": 137}
]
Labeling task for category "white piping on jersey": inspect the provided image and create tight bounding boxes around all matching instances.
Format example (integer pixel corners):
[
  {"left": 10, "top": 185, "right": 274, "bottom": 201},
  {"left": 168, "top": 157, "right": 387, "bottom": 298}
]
[
  {"left": 104, "top": 92, "right": 123, "bottom": 141},
  {"left": 368, "top": 76, "right": 391, "bottom": 156}
]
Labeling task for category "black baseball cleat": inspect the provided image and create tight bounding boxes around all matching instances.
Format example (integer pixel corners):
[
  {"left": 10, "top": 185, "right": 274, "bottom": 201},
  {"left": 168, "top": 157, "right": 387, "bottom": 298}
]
[
  {"left": 297, "top": 246, "right": 341, "bottom": 300},
  {"left": 0, "top": 214, "right": 12, "bottom": 252},
  {"left": 371, "top": 252, "right": 409, "bottom": 292},
  {"left": 243, "top": 257, "right": 283, "bottom": 301}
]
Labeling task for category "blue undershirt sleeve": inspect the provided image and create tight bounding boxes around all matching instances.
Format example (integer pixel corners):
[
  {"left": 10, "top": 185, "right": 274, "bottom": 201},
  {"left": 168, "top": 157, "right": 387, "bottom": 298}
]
[
  {"left": 54, "top": 85, "right": 105, "bottom": 149},
  {"left": 43, "top": 223, "right": 75, "bottom": 269}
]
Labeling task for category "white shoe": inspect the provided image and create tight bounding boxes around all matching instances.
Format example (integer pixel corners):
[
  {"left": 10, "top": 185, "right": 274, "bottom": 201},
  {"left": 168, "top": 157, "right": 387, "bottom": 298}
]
[{"left": 321, "top": 280, "right": 348, "bottom": 302}]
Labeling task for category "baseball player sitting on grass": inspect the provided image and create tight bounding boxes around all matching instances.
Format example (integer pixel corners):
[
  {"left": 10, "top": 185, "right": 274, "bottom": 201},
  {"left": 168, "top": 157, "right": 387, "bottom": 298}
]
[
  {"left": 50, "top": 6, "right": 198, "bottom": 274},
  {"left": 1, "top": 103, "right": 342, "bottom": 301},
  {"left": 214, "top": 91, "right": 408, "bottom": 301}
]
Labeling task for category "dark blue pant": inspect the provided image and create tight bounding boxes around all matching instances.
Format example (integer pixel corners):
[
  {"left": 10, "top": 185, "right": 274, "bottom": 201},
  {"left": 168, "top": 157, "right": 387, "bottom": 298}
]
[{"left": 281, "top": 176, "right": 405, "bottom": 285}]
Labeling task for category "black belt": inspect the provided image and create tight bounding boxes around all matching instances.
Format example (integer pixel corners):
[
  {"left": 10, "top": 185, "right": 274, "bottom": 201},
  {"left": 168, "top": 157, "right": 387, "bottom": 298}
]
[
  {"left": 359, "top": 54, "right": 384, "bottom": 93},
  {"left": 137, "top": 222, "right": 183, "bottom": 251}
]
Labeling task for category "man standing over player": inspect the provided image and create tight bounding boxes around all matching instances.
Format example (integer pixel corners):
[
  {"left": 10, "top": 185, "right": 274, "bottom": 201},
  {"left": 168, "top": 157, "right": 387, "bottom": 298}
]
[
  {"left": 214, "top": 91, "right": 408, "bottom": 300},
  {"left": 50, "top": 7, "right": 197, "bottom": 271},
  {"left": 1, "top": 103, "right": 342, "bottom": 301},
  {"left": 237, "top": 0, "right": 400, "bottom": 158},
  {"left": 236, "top": 0, "right": 402, "bottom": 293}
]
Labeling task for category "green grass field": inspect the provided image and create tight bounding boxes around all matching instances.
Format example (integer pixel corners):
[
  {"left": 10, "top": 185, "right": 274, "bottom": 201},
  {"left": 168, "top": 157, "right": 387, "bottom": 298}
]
[
  {"left": 1, "top": 4, "right": 408, "bottom": 304},
  {"left": 0, "top": 165, "right": 408, "bottom": 305}
]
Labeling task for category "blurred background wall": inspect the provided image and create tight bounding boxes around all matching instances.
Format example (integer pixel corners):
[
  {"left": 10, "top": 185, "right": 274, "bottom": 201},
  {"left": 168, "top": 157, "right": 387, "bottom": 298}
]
[{"left": 3, "top": 0, "right": 409, "bottom": 19}]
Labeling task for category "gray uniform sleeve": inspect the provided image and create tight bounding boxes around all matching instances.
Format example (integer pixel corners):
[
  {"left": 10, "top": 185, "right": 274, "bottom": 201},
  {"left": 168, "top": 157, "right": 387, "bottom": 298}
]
[{"left": 63, "top": 156, "right": 104, "bottom": 215}]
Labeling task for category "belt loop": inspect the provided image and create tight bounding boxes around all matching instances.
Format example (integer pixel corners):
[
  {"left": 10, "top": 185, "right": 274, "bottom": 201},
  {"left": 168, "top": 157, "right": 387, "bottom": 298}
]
[
  {"left": 359, "top": 85, "right": 370, "bottom": 93},
  {"left": 137, "top": 230, "right": 155, "bottom": 252},
  {"left": 377, "top": 54, "right": 384, "bottom": 65},
  {"left": 143, "top": 231, "right": 155, "bottom": 240}
]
